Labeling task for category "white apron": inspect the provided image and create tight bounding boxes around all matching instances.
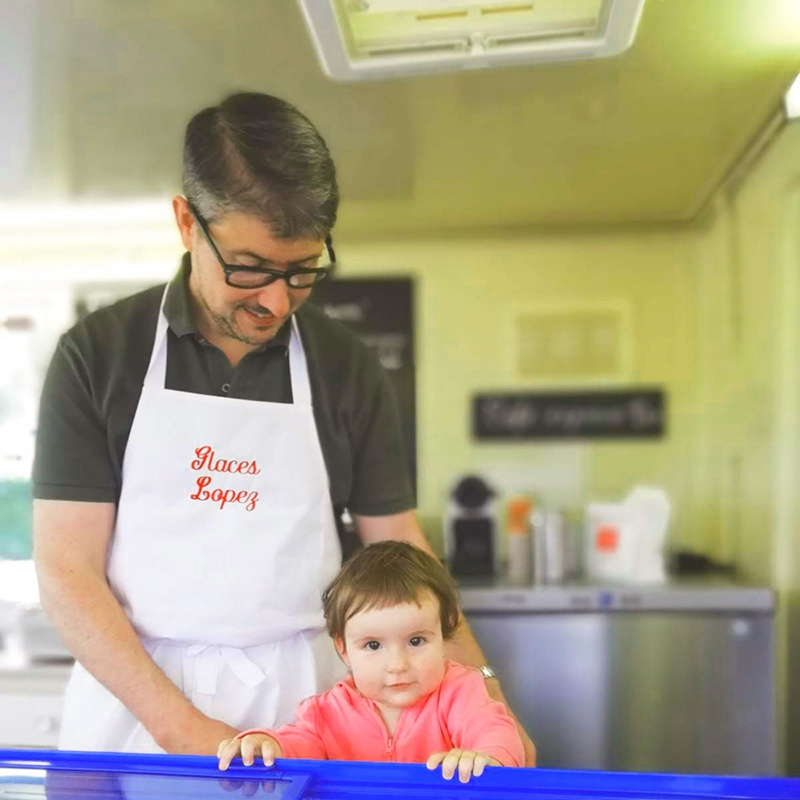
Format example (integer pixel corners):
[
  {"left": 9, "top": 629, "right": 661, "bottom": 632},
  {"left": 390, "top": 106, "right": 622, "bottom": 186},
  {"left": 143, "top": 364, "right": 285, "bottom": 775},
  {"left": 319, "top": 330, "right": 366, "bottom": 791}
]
[{"left": 59, "top": 288, "right": 344, "bottom": 752}]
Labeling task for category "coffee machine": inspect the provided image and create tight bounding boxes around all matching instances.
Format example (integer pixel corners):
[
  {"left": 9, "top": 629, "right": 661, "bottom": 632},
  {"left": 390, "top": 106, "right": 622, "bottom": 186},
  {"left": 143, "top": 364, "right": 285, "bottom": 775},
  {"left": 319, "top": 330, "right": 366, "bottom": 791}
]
[{"left": 443, "top": 475, "right": 500, "bottom": 578}]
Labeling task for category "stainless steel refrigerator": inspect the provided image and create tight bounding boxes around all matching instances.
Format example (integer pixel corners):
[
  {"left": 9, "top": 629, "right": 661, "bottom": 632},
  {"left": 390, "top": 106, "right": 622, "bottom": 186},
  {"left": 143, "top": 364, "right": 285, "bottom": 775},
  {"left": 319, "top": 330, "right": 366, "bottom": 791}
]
[{"left": 462, "top": 583, "right": 775, "bottom": 775}]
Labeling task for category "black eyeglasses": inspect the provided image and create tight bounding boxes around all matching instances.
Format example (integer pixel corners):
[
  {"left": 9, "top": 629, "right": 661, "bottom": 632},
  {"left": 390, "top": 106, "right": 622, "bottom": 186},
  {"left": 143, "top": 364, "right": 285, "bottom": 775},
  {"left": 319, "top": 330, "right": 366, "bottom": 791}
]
[{"left": 188, "top": 202, "right": 335, "bottom": 290}]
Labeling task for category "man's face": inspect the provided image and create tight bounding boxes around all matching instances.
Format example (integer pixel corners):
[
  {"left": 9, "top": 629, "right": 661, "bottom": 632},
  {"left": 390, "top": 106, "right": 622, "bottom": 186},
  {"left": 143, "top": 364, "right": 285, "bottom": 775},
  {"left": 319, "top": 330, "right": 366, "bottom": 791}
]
[{"left": 175, "top": 198, "right": 326, "bottom": 348}]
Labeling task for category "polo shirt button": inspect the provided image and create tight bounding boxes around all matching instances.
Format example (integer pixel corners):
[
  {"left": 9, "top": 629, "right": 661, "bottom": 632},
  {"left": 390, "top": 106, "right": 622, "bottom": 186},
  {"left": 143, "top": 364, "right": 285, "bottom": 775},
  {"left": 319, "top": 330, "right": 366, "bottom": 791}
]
[{"left": 221, "top": 383, "right": 230, "bottom": 394}]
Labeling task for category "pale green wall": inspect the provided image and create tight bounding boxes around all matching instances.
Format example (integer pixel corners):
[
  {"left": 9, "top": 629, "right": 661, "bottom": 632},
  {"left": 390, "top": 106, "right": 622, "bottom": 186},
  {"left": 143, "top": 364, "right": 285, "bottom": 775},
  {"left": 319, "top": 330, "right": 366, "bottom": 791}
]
[
  {"left": 336, "top": 229, "right": 696, "bottom": 554},
  {"left": 687, "top": 121, "right": 800, "bottom": 775}
]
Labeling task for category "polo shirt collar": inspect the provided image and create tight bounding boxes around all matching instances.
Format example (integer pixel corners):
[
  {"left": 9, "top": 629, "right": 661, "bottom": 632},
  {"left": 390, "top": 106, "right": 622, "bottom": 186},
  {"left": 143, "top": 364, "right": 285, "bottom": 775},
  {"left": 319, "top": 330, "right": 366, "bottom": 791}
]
[{"left": 163, "top": 252, "right": 292, "bottom": 351}]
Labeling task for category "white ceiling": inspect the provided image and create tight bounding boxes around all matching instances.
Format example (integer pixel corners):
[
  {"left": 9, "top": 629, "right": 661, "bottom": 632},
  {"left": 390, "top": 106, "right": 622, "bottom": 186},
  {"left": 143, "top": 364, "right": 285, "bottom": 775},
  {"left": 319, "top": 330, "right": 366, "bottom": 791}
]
[{"left": 12, "top": 0, "right": 800, "bottom": 236}]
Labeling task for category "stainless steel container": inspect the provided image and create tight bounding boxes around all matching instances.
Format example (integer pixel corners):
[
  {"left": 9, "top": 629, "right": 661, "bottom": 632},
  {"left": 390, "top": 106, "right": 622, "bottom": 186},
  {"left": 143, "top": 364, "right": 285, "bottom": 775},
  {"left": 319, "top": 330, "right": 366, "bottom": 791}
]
[{"left": 531, "top": 509, "right": 566, "bottom": 584}]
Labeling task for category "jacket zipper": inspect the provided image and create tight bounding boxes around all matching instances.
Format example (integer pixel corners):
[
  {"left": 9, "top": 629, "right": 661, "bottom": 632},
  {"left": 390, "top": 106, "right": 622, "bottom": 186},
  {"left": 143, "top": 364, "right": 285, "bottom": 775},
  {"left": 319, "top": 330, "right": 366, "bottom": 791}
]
[{"left": 368, "top": 702, "right": 402, "bottom": 762}]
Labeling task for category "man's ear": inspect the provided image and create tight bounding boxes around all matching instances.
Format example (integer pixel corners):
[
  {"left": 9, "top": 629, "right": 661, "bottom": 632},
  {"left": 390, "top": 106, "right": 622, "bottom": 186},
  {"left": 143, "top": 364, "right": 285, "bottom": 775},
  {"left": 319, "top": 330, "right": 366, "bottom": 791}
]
[
  {"left": 173, "top": 195, "right": 196, "bottom": 252},
  {"left": 334, "top": 636, "right": 350, "bottom": 668}
]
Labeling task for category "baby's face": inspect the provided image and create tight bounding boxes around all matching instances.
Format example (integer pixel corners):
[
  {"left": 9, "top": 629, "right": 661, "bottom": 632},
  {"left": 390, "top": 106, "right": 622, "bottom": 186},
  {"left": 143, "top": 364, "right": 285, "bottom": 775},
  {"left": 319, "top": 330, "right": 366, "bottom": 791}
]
[{"left": 339, "top": 593, "right": 447, "bottom": 712}]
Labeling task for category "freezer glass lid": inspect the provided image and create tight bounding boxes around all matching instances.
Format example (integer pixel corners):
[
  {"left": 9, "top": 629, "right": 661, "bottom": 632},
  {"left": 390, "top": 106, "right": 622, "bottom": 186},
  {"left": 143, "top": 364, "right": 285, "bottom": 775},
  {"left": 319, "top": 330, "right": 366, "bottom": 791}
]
[
  {"left": 0, "top": 768, "right": 301, "bottom": 800},
  {"left": 2, "top": 750, "right": 800, "bottom": 800}
]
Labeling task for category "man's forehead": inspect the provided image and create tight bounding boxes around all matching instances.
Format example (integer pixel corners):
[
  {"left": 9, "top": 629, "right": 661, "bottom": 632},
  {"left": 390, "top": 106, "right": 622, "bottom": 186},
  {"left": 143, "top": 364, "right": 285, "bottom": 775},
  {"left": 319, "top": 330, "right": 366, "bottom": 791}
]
[
  {"left": 210, "top": 212, "right": 326, "bottom": 259},
  {"left": 212, "top": 209, "right": 324, "bottom": 243}
]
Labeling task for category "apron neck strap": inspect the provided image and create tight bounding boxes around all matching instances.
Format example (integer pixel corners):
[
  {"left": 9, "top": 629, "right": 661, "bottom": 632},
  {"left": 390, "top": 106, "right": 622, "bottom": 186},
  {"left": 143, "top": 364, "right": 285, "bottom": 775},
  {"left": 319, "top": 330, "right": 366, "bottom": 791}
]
[
  {"left": 288, "top": 315, "right": 312, "bottom": 405},
  {"left": 144, "top": 286, "right": 171, "bottom": 385}
]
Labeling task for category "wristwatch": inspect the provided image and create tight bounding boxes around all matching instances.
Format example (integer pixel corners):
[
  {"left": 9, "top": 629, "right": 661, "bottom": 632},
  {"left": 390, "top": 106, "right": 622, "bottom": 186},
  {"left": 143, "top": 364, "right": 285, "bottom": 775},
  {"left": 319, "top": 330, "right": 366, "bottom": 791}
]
[{"left": 479, "top": 664, "right": 498, "bottom": 681}]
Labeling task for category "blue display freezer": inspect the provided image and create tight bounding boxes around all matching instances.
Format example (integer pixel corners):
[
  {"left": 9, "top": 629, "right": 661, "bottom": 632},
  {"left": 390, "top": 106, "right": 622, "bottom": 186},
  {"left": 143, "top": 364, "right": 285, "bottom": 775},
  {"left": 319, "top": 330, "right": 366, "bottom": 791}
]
[{"left": 1, "top": 749, "right": 798, "bottom": 800}]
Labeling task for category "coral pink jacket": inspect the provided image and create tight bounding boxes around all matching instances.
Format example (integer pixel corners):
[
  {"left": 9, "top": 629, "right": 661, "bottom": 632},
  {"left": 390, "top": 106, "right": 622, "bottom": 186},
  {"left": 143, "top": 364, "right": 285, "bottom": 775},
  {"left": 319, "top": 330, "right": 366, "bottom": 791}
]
[{"left": 238, "top": 660, "right": 524, "bottom": 766}]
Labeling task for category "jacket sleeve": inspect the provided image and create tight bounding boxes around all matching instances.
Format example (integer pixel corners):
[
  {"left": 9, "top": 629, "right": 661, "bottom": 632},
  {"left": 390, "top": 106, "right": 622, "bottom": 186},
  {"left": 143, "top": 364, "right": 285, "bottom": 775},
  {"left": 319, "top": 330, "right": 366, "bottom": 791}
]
[
  {"left": 238, "top": 697, "right": 328, "bottom": 760},
  {"left": 441, "top": 667, "right": 525, "bottom": 767}
]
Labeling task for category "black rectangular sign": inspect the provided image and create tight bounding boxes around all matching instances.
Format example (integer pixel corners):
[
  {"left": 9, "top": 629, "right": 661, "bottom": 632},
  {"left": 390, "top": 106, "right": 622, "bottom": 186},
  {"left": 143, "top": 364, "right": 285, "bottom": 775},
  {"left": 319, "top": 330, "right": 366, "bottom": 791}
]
[
  {"left": 473, "top": 389, "right": 665, "bottom": 441},
  {"left": 312, "top": 277, "right": 416, "bottom": 494}
]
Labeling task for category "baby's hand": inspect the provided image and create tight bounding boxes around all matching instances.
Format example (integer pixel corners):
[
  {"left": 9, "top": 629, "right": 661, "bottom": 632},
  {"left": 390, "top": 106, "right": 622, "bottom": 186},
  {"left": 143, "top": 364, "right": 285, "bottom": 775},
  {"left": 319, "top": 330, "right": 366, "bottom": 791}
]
[
  {"left": 426, "top": 749, "right": 501, "bottom": 783},
  {"left": 217, "top": 733, "right": 282, "bottom": 771}
]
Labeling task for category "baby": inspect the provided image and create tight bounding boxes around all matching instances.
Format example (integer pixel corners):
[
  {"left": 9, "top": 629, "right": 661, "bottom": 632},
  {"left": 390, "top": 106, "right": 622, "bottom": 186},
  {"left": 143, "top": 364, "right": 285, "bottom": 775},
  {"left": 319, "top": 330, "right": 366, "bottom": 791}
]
[{"left": 218, "top": 541, "right": 525, "bottom": 782}]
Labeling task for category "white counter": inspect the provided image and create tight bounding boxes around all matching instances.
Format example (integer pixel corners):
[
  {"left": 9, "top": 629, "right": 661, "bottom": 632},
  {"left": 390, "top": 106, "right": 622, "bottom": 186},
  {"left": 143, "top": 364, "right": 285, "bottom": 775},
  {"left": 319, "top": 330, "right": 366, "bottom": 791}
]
[{"left": 0, "top": 661, "right": 71, "bottom": 748}]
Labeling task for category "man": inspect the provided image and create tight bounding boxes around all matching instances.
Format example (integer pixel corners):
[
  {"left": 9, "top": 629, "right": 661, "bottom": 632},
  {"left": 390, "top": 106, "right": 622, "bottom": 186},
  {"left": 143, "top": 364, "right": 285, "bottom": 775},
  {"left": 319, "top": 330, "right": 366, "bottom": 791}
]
[{"left": 33, "top": 92, "right": 535, "bottom": 763}]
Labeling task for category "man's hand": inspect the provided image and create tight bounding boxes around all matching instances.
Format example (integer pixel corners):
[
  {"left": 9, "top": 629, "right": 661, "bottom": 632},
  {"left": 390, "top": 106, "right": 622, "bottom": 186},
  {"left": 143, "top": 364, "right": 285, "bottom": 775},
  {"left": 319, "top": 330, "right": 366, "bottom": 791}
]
[
  {"left": 484, "top": 679, "right": 536, "bottom": 766},
  {"left": 426, "top": 749, "right": 501, "bottom": 782},
  {"left": 218, "top": 733, "right": 283, "bottom": 771}
]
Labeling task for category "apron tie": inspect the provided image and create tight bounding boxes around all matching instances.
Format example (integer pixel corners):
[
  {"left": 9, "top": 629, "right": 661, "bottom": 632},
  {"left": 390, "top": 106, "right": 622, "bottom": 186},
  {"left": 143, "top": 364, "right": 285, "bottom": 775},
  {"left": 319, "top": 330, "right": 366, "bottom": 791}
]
[{"left": 185, "top": 644, "right": 268, "bottom": 695}]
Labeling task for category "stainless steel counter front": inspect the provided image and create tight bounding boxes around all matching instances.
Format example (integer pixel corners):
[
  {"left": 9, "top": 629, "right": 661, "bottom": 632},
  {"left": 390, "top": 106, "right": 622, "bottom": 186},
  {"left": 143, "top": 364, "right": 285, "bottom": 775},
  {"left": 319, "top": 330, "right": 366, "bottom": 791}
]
[{"left": 462, "top": 580, "right": 776, "bottom": 776}]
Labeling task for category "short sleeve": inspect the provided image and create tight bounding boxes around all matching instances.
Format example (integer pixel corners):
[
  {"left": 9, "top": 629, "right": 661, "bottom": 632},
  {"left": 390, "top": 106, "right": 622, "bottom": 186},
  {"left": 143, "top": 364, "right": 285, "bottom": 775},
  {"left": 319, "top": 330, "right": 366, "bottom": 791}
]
[
  {"left": 347, "top": 348, "right": 415, "bottom": 516},
  {"left": 32, "top": 334, "right": 118, "bottom": 503}
]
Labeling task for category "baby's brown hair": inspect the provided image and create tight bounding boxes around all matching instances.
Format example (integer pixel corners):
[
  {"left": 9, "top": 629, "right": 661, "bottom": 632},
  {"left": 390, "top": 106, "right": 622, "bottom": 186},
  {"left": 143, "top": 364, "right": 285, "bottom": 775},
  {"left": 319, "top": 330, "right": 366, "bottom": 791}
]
[{"left": 322, "top": 541, "right": 460, "bottom": 642}]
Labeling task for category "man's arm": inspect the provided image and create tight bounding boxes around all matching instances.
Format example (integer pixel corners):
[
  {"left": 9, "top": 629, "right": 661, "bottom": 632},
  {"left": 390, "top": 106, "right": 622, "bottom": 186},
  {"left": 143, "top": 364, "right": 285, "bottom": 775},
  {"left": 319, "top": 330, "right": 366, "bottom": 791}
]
[
  {"left": 34, "top": 499, "right": 237, "bottom": 754},
  {"left": 353, "top": 510, "right": 536, "bottom": 766}
]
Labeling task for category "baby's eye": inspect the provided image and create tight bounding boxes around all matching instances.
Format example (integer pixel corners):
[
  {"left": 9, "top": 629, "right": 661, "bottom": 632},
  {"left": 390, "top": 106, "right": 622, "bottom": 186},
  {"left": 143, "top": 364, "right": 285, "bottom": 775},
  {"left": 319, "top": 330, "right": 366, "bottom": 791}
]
[
  {"left": 364, "top": 641, "right": 381, "bottom": 651},
  {"left": 409, "top": 636, "right": 425, "bottom": 647}
]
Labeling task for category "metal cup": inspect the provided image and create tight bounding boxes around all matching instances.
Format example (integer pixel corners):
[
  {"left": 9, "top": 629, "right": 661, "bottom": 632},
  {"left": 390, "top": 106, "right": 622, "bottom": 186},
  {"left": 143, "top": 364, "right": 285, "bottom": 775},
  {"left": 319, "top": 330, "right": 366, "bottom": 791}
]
[{"left": 531, "top": 509, "right": 566, "bottom": 584}]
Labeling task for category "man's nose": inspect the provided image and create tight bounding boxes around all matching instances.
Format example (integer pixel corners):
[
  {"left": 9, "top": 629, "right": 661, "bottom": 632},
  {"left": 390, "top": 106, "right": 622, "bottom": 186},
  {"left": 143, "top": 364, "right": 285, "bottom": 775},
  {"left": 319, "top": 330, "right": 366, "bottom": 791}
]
[{"left": 255, "top": 278, "right": 292, "bottom": 318}]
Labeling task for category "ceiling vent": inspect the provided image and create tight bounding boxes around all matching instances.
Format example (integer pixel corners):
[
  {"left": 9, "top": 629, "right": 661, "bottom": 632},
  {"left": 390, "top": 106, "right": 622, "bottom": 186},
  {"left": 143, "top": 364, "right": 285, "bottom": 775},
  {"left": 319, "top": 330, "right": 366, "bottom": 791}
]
[{"left": 296, "top": 0, "right": 646, "bottom": 81}]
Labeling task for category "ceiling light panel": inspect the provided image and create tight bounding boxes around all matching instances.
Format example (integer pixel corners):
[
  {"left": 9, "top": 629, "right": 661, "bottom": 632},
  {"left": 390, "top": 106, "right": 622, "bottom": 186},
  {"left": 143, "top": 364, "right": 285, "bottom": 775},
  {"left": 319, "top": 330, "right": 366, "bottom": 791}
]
[{"left": 297, "top": 0, "right": 646, "bottom": 80}]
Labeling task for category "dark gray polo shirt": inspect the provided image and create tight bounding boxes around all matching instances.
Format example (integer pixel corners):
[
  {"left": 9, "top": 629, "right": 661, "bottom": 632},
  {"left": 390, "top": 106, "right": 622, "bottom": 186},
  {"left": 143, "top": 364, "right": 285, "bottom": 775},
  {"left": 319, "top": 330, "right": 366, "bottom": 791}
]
[{"left": 32, "top": 255, "right": 415, "bottom": 521}]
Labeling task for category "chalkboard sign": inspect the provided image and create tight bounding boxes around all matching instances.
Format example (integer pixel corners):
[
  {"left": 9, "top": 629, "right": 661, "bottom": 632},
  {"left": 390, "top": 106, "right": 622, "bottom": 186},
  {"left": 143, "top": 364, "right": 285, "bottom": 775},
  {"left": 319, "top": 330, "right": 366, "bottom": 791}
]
[{"left": 473, "top": 389, "right": 665, "bottom": 441}]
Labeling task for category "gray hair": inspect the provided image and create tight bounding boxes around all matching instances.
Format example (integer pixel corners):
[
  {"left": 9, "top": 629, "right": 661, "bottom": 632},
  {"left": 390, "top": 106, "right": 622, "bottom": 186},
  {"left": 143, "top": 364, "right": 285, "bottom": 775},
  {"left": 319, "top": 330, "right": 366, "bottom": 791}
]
[{"left": 182, "top": 92, "right": 339, "bottom": 240}]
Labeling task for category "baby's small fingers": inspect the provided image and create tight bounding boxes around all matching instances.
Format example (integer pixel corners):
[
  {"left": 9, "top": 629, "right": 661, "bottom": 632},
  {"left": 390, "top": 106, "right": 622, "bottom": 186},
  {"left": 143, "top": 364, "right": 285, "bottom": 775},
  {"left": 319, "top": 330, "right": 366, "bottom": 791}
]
[
  {"left": 240, "top": 736, "right": 260, "bottom": 766},
  {"left": 261, "top": 740, "right": 277, "bottom": 767},
  {"left": 441, "top": 749, "right": 462, "bottom": 780},
  {"left": 217, "top": 739, "right": 231, "bottom": 759},
  {"left": 426, "top": 752, "right": 447, "bottom": 770},
  {"left": 218, "top": 740, "right": 241, "bottom": 772},
  {"left": 458, "top": 751, "right": 477, "bottom": 784},
  {"left": 473, "top": 753, "right": 489, "bottom": 778}
]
